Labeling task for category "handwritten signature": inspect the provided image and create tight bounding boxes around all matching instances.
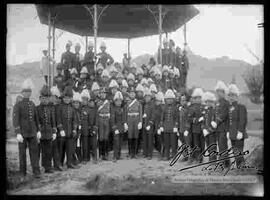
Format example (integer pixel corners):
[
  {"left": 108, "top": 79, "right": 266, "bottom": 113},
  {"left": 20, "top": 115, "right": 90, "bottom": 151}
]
[{"left": 170, "top": 144, "right": 259, "bottom": 176}]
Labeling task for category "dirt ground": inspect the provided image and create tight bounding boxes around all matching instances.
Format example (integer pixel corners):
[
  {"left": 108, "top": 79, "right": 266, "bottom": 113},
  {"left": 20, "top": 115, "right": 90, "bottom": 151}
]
[{"left": 6, "top": 136, "right": 264, "bottom": 196}]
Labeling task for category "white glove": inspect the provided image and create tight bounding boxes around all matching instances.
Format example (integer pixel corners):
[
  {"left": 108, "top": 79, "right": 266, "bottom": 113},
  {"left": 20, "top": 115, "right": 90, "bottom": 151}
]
[
  {"left": 226, "top": 132, "right": 230, "bottom": 140},
  {"left": 146, "top": 126, "right": 151, "bottom": 131},
  {"left": 138, "top": 122, "right": 142, "bottom": 130},
  {"left": 237, "top": 131, "right": 243, "bottom": 140},
  {"left": 60, "top": 130, "right": 66, "bottom": 137},
  {"left": 177, "top": 132, "right": 180, "bottom": 136},
  {"left": 203, "top": 129, "right": 209, "bottom": 137},
  {"left": 143, "top": 113, "right": 147, "bottom": 118},
  {"left": 184, "top": 130, "right": 189, "bottom": 137},
  {"left": 124, "top": 123, "right": 128, "bottom": 131},
  {"left": 157, "top": 129, "right": 161, "bottom": 135},
  {"left": 160, "top": 127, "right": 164, "bottom": 132},
  {"left": 37, "top": 131, "right": 41, "bottom": 140},
  {"left": 52, "top": 133, "right": 57, "bottom": 141},
  {"left": 115, "top": 130, "right": 120, "bottom": 135},
  {"left": 173, "top": 127, "right": 178, "bottom": 133},
  {"left": 78, "top": 125, "right": 82, "bottom": 130},
  {"left": 16, "top": 134, "right": 24, "bottom": 143},
  {"left": 211, "top": 121, "right": 217, "bottom": 129},
  {"left": 76, "top": 138, "right": 81, "bottom": 147},
  {"left": 198, "top": 116, "right": 204, "bottom": 122}
]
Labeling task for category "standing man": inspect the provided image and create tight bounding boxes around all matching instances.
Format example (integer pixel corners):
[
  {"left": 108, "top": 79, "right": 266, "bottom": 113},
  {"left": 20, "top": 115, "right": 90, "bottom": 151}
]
[
  {"left": 13, "top": 79, "right": 41, "bottom": 178},
  {"left": 97, "top": 41, "right": 114, "bottom": 69},
  {"left": 168, "top": 39, "right": 176, "bottom": 68},
  {"left": 227, "top": 84, "right": 248, "bottom": 168},
  {"left": 180, "top": 50, "right": 189, "bottom": 88},
  {"left": 83, "top": 41, "right": 95, "bottom": 75},
  {"left": 73, "top": 43, "right": 84, "bottom": 74},
  {"left": 40, "top": 49, "right": 55, "bottom": 85},
  {"left": 122, "top": 53, "right": 130, "bottom": 70},
  {"left": 158, "top": 38, "right": 170, "bottom": 66},
  {"left": 61, "top": 41, "right": 74, "bottom": 81},
  {"left": 53, "top": 63, "right": 65, "bottom": 94},
  {"left": 214, "top": 81, "right": 230, "bottom": 167}
]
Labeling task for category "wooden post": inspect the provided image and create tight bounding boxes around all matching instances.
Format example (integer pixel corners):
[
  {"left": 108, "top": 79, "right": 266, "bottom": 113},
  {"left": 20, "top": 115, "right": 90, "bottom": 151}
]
[
  {"left": 128, "top": 38, "right": 130, "bottom": 64},
  {"left": 85, "top": 36, "right": 88, "bottom": 53},
  {"left": 158, "top": 5, "right": 162, "bottom": 66},
  {"left": 47, "top": 9, "right": 52, "bottom": 87},
  {"left": 94, "top": 4, "right": 98, "bottom": 71},
  {"left": 52, "top": 22, "right": 55, "bottom": 82},
  {"left": 183, "top": 23, "right": 187, "bottom": 51}
]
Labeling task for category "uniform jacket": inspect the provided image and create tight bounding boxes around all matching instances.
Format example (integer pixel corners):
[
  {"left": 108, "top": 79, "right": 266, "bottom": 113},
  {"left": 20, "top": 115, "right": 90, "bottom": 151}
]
[
  {"left": 77, "top": 78, "right": 91, "bottom": 93},
  {"left": 150, "top": 104, "right": 164, "bottom": 131},
  {"left": 125, "top": 98, "right": 143, "bottom": 122},
  {"left": 142, "top": 101, "right": 155, "bottom": 127},
  {"left": 13, "top": 98, "right": 39, "bottom": 138},
  {"left": 161, "top": 103, "right": 178, "bottom": 133},
  {"left": 181, "top": 55, "right": 189, "bottom": 74},
  {"left": 228, "top": 102, "right": 248, "bottom": 140},
  {"left": 95, "top": 99, "right": 111, "bottom": 127},
  {"left": 79, "top": 105, "right": 96, "bottom": 136},
  {"left": 187, "top": 103, "right": 204, "bottom": 134},
  {"left": 110, "top": 104, "right": 126, "bottom": 133},
  {"left": 161, "top": 77, "right": 172, "bottom": 93},
  {"left": 158, "top": 48, "right": 170, "bottom": 66},
  {"left": 83, "top": 51, "right": 95, "bottom": 70},
  {"left": 53, "top": 74, "right": 65, "bottom": 93},
  {"left": 201, "top": 106, "right": 216, "bottom": 134},
  {"left": 36, "top": 104, "right": 56, "bottom": 140},
  {"left": 168, "top": 48, "right": 176, "bottom": 67},
  {"left": 97, "top": 52, "right": 114, "bottom": 68},
  {"left": 73, "top": 52, "right": 84, "bottom": 73},
  {"left": 61, "top": 51, "right": 74, "bottom": 70},
  {"left": 65, "top": 77, "right": 80, "bottom": 92},
  {"left": 57, "top": 103, "right": 77, "bottom": 138},
  {"left": 177, "top": 104, "right": 190, "bottom": 133},
  {"left": 215, "top": 97, "right": 229, "bottom": 133}
]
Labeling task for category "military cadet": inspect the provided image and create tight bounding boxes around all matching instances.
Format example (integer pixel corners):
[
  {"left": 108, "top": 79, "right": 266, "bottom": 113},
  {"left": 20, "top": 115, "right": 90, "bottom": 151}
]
[
  {"left": 168, "top": 68, "right": 175, "bottom": 89},
  {"left": 72, "top": 92, "right": 82, "bottom": 165},
  {"left": 125, "top": 87, "right": 143, "bottom": 158},
  {"left": 57, "top": 86, "right": 78, "bottom": 169},
  {"left": 187, "top": 88, "right": 205, "bottom": 164},
  {"left": 96, "top": 63, "right": 104, "bottom": 84},
  {"left": 175, "top": 47, "right": 182, "bottom": 72},
  {"left": 96, "top": 41, "right": 114, "bottom": 69},
  {"left": 153, "top": 68, "right": 162, "bottom": 92},
  {"left": 172, "top": 68, "right": 181, "bottom": 92},
  {"left": 180, "top": 50, "right": 189, "bottom": 88},
  {"left": 110, "top": 65, "right": 118, "bottom": 80},
  {"left": 136, "top": 84, "right": 145, "bottom": 103},
  {"left": 168, "top": 39, "right": 176, "bottom": 67},
  {"left": 13, "top": 79, "right": 41, "bottom": 178},
  {"left": 65, "top": 68, "right": 80, "bottom": 92},
  {"left": 91, "top": 82, "right": 100, "bottom": 100},
  {"left": 201, "top": 91, "right": 218, "bottom": 162},
  {"left": 130, "top": 63, "right": 137, "bottom": 78},
  {"left": 95, "top": 88, "right": 111, "bottom": 160},
  {"left": 108, "top": 79, "right": 119, "bottom": 102},
  {"left": 100, "top": 69, "right": 111, "bottom": 88},
  {"left": 160, "top": 89, "right": 178, "bottom": 160},
  {"left": 149, "top": 66, "right": 156, "bottom": 79},
  {"left": 116, "top": 73, "right": 124, "bottom": 86},
  {"left": 83, "top": 41, "right": 95, "bottom": 74},
  {"left": 122, "top": 53, "right": 130, "bottom": 70},
  {"left": 142, "top": 88, "right": 155, "bottom": 159},
  {"left": 177, "top": 94, "right": 190, "bottom": 162},
  {"left": 37, "top": 85, "right": 57, "bottom": 173},
  {"left": 40, "top": 49, "right": 55, "bottom": 85},
  {"left": 158, "top": 38, "right": 170, "bottom": 66},
  {"left": 61, "top": 41, "right": 74, "bottom": 80},
  {"left": 127, "top": 73, "right": 136, "bottom": 88},
  {"left": 77, "top": 67, "right": 90, "bottom": 93},
  {"left": 49, "top": 86, "right": 63, "bottom": 171},
  {"left": 147, "top": 78, "right": 154, "bottom": 86},
  {"left": 111, "top": 91, "right": 125, "bottom": 162},
  {"left": 122, "top": 68, "right": 130, "bottom": 79},
  {"left": 161, "top": 65, "right": 172, "bottom": 93},
  {"left": 214, "top": 81, "right": 230, "bottom": 167},
  {"left": 141, "top": 78, "right": 149, "bottom": 89},
  {"left": 73, "top": 43, "right": 84, "bottom": 73},
  {"left": 149, "top": 84, "right": 158, "bottom": 99},
  {"left": 53, "top": 63, "right": 65, "bottom": 94},
  {"left": 141, "top": 64, "right": 149, "bottom": 78},
  {"left": 121, "top": 80, "right": 129, "bottom": 104},
  {"left": 151, "top": 92, "right": 164, "bottom": 159},
  {"left": 136, "top": 67, "right": 144, "bottom": 83},
  {"left": 227, "top": 84, "right": 248, "bottom": 168}
]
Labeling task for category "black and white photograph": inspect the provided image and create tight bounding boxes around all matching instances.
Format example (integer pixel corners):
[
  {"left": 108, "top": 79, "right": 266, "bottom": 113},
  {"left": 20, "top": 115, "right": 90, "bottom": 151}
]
[{"left": 6, "top": 4, "right": 264, "bottom": 196}]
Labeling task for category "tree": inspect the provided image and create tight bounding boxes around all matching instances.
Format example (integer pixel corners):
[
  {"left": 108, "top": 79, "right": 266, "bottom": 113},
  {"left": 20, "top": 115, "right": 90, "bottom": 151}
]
[{"left": 242, "top": 64, "right": 263, "bottom": 104}]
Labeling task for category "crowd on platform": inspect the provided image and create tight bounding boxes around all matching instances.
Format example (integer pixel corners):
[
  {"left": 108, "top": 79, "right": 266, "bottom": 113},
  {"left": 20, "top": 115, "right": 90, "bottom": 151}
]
[{"left": 12, "top": 38, "right": 248, "bottom": 178}]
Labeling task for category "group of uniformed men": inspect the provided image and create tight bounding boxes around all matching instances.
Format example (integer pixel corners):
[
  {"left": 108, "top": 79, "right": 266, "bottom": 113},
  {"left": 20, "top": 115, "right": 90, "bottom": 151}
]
[{"left": 13, "top": 40, "right": 248, "bottom": 178}]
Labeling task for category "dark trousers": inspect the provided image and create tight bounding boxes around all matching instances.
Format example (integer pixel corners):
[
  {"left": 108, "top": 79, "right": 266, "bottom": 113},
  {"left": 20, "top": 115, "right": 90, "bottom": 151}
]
[
  {"left": 59, "top": 137, "right": 74, "bottom": 166},
  {"left": 164, "top": 132, "right": 178, "bottom": 159},
  {"left": 205, "top": 133, "right": 217, "bottom": 161},
  {"left": 81, "top": 136, "right": 89, "bottom": 161},
  {"left": 63, "top": 69, "right": 70, "bottom": 80},
  {"left": 178, "top": 132, "right": 185, "bottom": 145},
  {"left": 192, "top": 132, "right": 205, "bottom": 162},
  {"left": 40, "top": 139, "right": 53, "bottom": 170},
  {"left": 89, "top": 135, "right": 97, "bottom": 161},
  {"left": 37, "top": 142, "right": 41, "bottom": 166},
  {"left": 113, "top": 133, "right": 122, "bottom": 159},
  {"left": 142, "top": 128, "right": 154, "bottom": 157},
  {"left": 52, "top": 139, "right": 61, "bottom": 168},
  {"left": 136, "top": 129, "right": 143, "bottom": 154},
  {"left": 231, "top": 139, "right": 245, "bottom": 167},
  {"left": 129, "top": 138, "right": 138, "bottom": 157},
  {"left": 18, "top": 137, "right": 40, "bottom": 175},
  {"left": 217, "top": 131, "right": 230, "bottom": 167},
  {"left": 99, "top": 140, "right": 108, "bottom": 157}
]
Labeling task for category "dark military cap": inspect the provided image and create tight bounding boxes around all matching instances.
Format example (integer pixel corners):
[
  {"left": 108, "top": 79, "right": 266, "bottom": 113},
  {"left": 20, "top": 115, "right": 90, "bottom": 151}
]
[
  {"left": 63, "top": 86, "right": 73, "bottom": 97},
  {"left": 128, "top": 86, "right": 136, "bottom": 93},
  {"left": 40, "top": 85, "right": 51, "bottom": 97}
]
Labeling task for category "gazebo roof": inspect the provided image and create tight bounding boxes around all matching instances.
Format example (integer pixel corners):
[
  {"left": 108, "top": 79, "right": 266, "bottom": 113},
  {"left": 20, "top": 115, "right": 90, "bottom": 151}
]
[{"left": 35, "top": 4, "right": 199, "bottom": 39}]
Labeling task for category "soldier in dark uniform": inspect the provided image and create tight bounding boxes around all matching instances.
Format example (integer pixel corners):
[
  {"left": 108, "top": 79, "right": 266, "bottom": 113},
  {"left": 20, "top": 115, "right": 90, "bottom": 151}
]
[
  {"left": 135, "top": 84, "right": 144, "bottom": 154},
  {"left": 175, "top": 47, "right": 182, "bottom": 72},
  {"left": 65, "top": 68, "right": 80, "bottom": 92},
  {"left": 227, "top": 84, "right": 248, "bottom": 168},
  {"left": 99, "top": 69, "right": 111, "bottom": 89},
  {"left": 36, "top": 85, "right": 57, "bottom": 173},
  {"left": 127, "top": 73, "right": 136, "bottom": 88},
  {"left": 201, "top": 92, "right": 218, "bottom": 162},
  {"left": 125, "top": 87, "right": 143, "bottom": 158},
  {"left": 57, "top": 86, "right": 78, "bottom": 169},
  {"left": 142, "top": 88, "right": 155, "bottom": 159},
  {"left": 161, "top": 65, "right": 172, "bottom": 93},
  {"left": 95, "top": 88, "right": 111, "bottom": 160},
  {"left": 49, "top": 86, "right": 63, "bottom": 171},
  {"left": 83, "top": 41, "right": 95, "bottom": 74},
  {"left": 168, "top": 39, "right": 176, "bottom": 67},
  {"left": 110, "top": 91, "right": 126, "bottom": 162},
  {"left": 157, "top": 38, "right": 170, "bottom": 66},
  {"left": 96, "top": 41, "right": 114, "bottom": 69},
  {"left": 13, "top": 79, "right": 41, "bottom": 178},
  {"left": 136, "top": 67, "right": 144, "bottom": 84},
  {"left": 180, "top": 50, "right": 189, "bottom": 88},
  {"left": 96, "top": 63, "right": 104, "bottom": 84},
  {"left": 151, "top": 92, "right": 164, "bottom": 159},
  {"left": 77, "top": 67, "right": 91, "bottom": 93},
  {"left": 160, "top": 89, "right": 179, "bottom": 161},
  {"left": 153, "top": 68, "right": 163, "bottom": 92},
  {"left": 116, "top": 73, "right": 124, "bottom": 87},
  {"left": 187, "top": 88, "right": 205, "bottom": 164},
  {"left": 172, "top": 68, "right": 181, "bottom": 93},
  {"left": 214, "top": 81, "right": 230, "bottom": 167},
  {"left": 61, "top": 42, "right": 74, "bottom": 81},
  {"left": 53, "top": 63, "right": 65, "bottom": 94},
  {"left": 73, "top": 43, "right": 84, "bottom": 74}
]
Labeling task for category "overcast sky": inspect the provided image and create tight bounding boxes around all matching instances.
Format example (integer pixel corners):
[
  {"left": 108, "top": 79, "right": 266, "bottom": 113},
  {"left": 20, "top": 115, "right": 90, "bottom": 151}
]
[{"left": 6, "top": 4, "right": 263, "bottom": 66}]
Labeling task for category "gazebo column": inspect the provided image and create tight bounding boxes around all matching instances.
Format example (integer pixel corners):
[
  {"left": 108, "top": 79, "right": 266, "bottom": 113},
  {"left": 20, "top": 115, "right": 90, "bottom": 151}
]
[
  {"left": 128, "top": 38, "right": 131, "bottom": 64},
  {"left": 158, "top": 5, "right": 162, "bottom": 66},
  {"left": 183, "top": 23, "right": 187, "bottom": 51},
  {"left": 47, "top": 9, "right": 52, "bottom": 87},
  {"left": 85, "top": 36, "right": 88, "bottom": 53},
  {"left": 52, "top": 22, "right": 56, "bottom": 83},
  {"left": 93, "top": 4, "right": 98, "bottom": 71}
]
